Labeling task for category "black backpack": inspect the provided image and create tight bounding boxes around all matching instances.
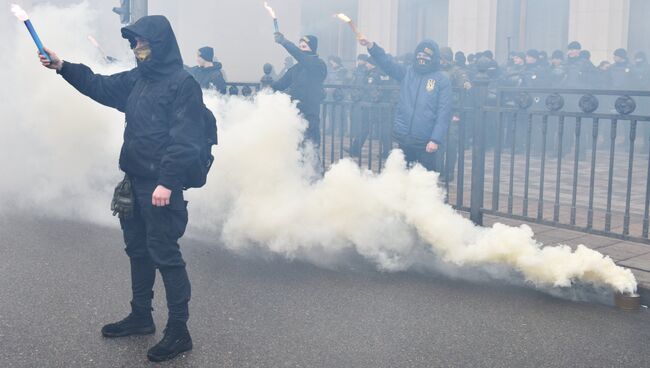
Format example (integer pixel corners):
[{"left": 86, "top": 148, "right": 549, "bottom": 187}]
[
  {"left": 184, "top": 105, "right": 218, "bottom": 189},
  {"left": 168, "top": 70, "right": 218, "bottom": 189}
]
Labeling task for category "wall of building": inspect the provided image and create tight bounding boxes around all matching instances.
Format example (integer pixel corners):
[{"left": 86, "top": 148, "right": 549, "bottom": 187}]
[
  {"left": 628, "top": 0, "right": 650, "bottom": 58},
  {"left": 397, "top": 0, "right": 448, "bottom": 55},
  {"left": 447, "top": 0, "right": 498, "bottom": 56},
  {"left": 568, "top": 0, "right": 630, "bottom": 64},
  {"left": 357, "top": 0, "right": 399, "bottom": 55}
]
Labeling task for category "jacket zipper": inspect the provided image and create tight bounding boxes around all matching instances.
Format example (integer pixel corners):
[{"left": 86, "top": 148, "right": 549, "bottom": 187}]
[{"left": 407, "top": 76, "right": 424, "bottom": 136}]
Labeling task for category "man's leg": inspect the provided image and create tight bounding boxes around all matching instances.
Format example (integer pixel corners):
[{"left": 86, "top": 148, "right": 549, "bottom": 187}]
[
  {"left": 101, "top": 199, "right": 156, "bottom": 338},
  {"left": 134, "top": 182, "right": 192, "bottom": 362}
]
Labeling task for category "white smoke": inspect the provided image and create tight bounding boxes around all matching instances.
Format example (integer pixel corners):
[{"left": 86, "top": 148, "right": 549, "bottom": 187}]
[
  {"left": 1, "top": 2, "right": 637, "bottom": 299},
  {"left": 190, "top": 91, "right": 637, "bottom": 296}
]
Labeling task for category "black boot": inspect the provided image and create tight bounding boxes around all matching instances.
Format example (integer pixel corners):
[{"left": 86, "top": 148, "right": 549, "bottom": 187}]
[
  {"left": 147, "top": 321, "right": 193, "bottom": 362},
  {"left": 101, "top": 302, "right": 155, "bottom": 338}
]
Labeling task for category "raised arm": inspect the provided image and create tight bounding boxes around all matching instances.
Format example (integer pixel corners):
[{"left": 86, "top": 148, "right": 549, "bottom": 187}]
[
  {"left": 40, "top": 47, "right": 136, "bottom": 112},
  {"left": 363, "top": 41, "right": 407, "bottom": 82}
]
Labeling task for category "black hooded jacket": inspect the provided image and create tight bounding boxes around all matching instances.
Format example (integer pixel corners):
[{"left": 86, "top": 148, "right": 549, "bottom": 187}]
[
  {"left": 271, "top": 40, "right": 327, "bottom": 116},
  {"left": 57, "top": 16, "right": 205, "bottom": 191},
  {"left": 186, "top": 63, "right": 227, "bottom": 94}
]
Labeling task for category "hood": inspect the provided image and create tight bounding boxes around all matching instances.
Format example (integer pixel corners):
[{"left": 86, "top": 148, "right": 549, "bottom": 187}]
[
  {"left": 121, "top": 15, "right": 183, "bottom": 80},
  {"left": 413, "top": 39, "right": 440, "bottom": 74}
]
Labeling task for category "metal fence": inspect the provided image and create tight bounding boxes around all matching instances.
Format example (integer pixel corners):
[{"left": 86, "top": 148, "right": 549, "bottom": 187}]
[{"left": 225, "top": 77, "right": 650, "bottom": 244}]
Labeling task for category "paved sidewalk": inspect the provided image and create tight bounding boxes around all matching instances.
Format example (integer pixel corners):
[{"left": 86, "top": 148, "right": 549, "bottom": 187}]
[{"left": 482, "top": 214, "right": 650, "bottom": 292}]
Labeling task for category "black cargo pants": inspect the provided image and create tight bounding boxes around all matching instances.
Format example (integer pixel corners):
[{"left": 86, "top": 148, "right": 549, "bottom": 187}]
[{"left": 119, "top": 177, "right": 191, "bottom": 323}]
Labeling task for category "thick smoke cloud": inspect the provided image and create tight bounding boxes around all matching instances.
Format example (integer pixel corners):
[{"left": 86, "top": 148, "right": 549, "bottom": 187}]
[{"left": 1, "top": 2, "right": 636, "bottom": 301}]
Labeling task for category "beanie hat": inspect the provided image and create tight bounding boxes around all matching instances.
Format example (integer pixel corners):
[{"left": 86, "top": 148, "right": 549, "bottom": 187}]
[
  {"left": 551, "top": 50, "right": 564, "bottom": 60},
  {"left": 198, "top": 46, "right": 214, "bottom": 62},
  {"left": 568, "top": 41, "right": 581, "bottom": 50},
  {"left": 440, "top": 47, "right": 453, "bottom": 62},
  {"left": 614, "top": 48, "right": 628, "bottom": 59},
  {"left": 526, "top": 49, "right": 539, "bottom": 59}
]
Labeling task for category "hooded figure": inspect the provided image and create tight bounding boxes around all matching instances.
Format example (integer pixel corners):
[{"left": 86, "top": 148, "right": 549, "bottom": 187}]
[
  {"left": 633, "top": 51, "right": 650, "bottom": 89},
  {"left": 42, "top": 15, "right": 206, "bottom": 362},
  {"left": 272, "top": 32, "right": 328, "bottom": 147},
  {"left": 185, "top": 46, "right": 227, "bottom": 93},
  {"left": 365, "top": 38, "right": 452, "bottom": 172},
  {"left": 610, "top": 48, "right": 634, "bottom": 89}
]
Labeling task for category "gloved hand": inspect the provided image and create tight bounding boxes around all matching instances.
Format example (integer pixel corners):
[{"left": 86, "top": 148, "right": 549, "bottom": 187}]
[{"left": 274, "top": 32, "right": 286, "bottom": 44}]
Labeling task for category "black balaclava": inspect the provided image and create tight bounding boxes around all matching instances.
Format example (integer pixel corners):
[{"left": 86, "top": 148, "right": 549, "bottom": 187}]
[
  {"left": 413, "top": 39, "right": 440, "bottom": 74},
  {"left": 635, "top": 51, "right": 648, "bottom": 66},
  {"left": 198, "top": 46, "right": 214, "bottom": 62},
  {"left": 300, "top": 35, "right": 318, "bottom": 55},
  {"left": 455, "top": 51, "right": 466, "bottom": 67},
  {"left": 121, "top": 15, "right": 183, "bottom": 80},
  {"left": 614, "top": 48, "right": 628, "bottom": 64},
  {"left": 439, "top": 46, "right": 453, "bottom": 68}
]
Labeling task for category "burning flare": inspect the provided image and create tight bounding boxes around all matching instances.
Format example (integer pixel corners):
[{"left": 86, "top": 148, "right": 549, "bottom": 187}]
[
  {"left": 263, "top": 1, "right": 276, "bottom": 19},
  {"left": 10, "top": 3, "right": 28, "bottom": 21},
  {"left": 336, "top": 13, "right": 351, "bottom": 23},
  {"left": 11, "top": 3, "right": 50, "bottom": 61},
  {"left": 263, "top": 1, "right": 279, "bottom": 32},
  {"left": 335, "top": 13, "right": 363, "bottom": 39}
]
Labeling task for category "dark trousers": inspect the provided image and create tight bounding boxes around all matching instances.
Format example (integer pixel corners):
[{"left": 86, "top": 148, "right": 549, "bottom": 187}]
[
  {"left": 119, "top": 177, "right": 191, "bottom": 323},
  {"left": 351, "top": 107, "right": 393, "bottom": 158},
  {"left": 399, "top": 142, "right": 439, "bottom": 172},
  {"left": 304, "top": 113, "right": 321, "bottom": 148}
]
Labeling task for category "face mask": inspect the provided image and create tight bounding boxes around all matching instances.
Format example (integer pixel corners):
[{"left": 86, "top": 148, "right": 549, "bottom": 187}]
[{"left": 133, "top": 44, "right": 152, "bottom": 62}]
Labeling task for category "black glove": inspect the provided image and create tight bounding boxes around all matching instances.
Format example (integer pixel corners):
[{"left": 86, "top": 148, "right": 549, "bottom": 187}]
[{"left": 274, "top": 32, "right": 285, "bottom": 44}]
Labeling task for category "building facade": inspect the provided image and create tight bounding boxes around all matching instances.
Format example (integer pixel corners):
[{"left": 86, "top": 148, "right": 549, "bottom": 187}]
[{"left": 310, "top": 0, "right": 647, "bottom": 66}]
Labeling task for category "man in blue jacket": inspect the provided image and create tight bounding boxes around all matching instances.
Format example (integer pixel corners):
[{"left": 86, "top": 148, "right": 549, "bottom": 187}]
[{"left": 359, "top": 37, "right": 452, "bottom": 171}]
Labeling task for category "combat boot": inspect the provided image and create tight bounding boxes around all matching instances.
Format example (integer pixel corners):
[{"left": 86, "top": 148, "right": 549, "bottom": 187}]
[
  {"left": 101, "top": 302, "right": 155, "bottom": 338},
  {"left": 147, "top": 321, "right": 193, "bottom": 362}
]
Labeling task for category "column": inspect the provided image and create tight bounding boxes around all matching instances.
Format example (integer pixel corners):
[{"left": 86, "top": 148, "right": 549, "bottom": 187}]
[
  {"left": 568, "top": 0, "right": 630, "bottom": 63},
  {"left": 447, "top": 0, "right": 498, "bottom": 54}
]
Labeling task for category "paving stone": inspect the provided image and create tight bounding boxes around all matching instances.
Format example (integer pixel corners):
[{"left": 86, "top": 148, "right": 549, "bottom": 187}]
[
  {"left": 597, "top": 242, "right": 650, "bottom": 261},
  {"left": 619, "top": 252, "right": 650, "bottom": 272}
]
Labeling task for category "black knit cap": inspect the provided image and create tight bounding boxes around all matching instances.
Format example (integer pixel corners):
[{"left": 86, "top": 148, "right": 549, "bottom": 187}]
[
  {"left": 526, "top": 49, "right": 539, "bottom": 59},
  {"left": 551, "top": 50, "right": 564, "bottom": 60},
  {"left": 614, "top": 48, "right": 628, "bottom": 59},
  {"left": 198, "top": 46, "right": 214, "bottom": 62},
  {"left": 568, "top": 41, "right": 581, "bottom": 50},
  {"left": 301, "top": 35, "right": 318, "bottom": 53}
]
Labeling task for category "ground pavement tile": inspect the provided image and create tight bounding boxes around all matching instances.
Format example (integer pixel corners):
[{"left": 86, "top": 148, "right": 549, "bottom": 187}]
[
  {"left": 619, "top": 251, "right": 650, "bottom": 272},
  {"left": 597, "top": 242, "right": 650, "bottom": 262},
  {"left": 550, "top": 234, "right": 620, "bottom": 250}
]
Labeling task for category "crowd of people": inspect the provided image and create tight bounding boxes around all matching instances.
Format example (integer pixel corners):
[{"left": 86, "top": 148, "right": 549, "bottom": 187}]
[{"left": 317, "top": 41, "right": 650, "bottom": 91}]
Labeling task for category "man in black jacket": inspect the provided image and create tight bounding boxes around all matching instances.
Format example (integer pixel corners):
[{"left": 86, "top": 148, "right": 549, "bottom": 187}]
[
  {"left": 39, "top": 16, "right": 202, "bottom": 362},
  {"left": 186, "top": 46, "right": 227, "bottom": 94},
  {"left": 272, "top": 33, "right": 327, "bottom": 147}
]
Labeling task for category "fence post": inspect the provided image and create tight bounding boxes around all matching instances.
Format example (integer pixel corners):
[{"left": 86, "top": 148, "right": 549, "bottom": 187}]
[{"left": 469, "top": 64, "right": 490, "bottom": 226}]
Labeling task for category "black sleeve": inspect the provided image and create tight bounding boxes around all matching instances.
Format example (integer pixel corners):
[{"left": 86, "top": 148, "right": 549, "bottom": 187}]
[
  {"left": 280, "top": 40, "right": 327, "bottom": 80},
  {"left": 210, "top": 71, "right": 227, "bottom": 94},
  {"left": 271, "top": 67, "right": 293, "bottom": 91},
  {"left": 367, "top": 43, "right": 407, "bottom": 82},
  {"left": 58, "top": 61, "right": 136, "bottom": 112},
  {"left": 157, "top": 78, "right": 204, "bottom": 191}
]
